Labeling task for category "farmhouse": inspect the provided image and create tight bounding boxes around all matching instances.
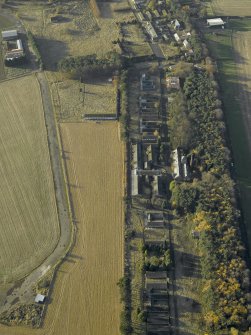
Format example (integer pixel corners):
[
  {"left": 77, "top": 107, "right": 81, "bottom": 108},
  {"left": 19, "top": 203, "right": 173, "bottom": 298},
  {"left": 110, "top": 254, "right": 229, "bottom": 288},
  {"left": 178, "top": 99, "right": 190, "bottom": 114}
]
[
  {"left": 166, "top": 76, "right": 180, "bottom": 90},
  {"left": 207, "top": 18, "right": 225, "bottom": 28},
  {"left": 1, "top": 29, "right": 18, "bottom": 41}
]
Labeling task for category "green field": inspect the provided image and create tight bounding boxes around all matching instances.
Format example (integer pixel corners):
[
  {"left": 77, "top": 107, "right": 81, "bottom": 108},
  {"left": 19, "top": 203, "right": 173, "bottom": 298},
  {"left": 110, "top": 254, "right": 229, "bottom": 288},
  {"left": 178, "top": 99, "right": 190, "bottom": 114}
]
[
  {"left": 206, "top": 0, "right": 251, "bottom": 16},
  {"left": 0, "top": 14, "right": 14, "bottom": 30},
  {"left": 204, "top": 19, "right": 251, "bottom": 254}
]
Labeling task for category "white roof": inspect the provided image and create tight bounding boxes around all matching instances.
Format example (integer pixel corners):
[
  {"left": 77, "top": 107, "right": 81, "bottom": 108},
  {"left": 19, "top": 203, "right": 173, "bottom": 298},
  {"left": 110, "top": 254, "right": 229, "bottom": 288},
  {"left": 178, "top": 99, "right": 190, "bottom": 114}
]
[
  {"left": 35, "top": 294, "right": 45, "bottom": 303},
  {"left": 207, "top": 18, "right": 224, "bottom": 26},
  {"left": 1, "top": 30, "right": 18, "bottom": 39}
]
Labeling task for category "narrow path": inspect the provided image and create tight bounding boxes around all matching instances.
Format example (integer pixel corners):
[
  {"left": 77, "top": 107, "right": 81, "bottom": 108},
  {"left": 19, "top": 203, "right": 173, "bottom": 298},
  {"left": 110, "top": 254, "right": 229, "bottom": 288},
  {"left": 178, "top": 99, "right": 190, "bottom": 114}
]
[{"left": 0, "top": 72, "right": 72, "bottom": 313}]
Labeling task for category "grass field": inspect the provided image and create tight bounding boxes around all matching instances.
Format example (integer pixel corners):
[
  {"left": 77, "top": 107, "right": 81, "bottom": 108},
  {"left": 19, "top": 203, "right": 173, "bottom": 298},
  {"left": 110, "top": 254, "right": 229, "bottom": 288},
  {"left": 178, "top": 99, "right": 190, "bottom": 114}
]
[
  {"left": 206, "top": 0, "right": 251, "bottom": 16},
  {"left": 204, "top": 19, "right": 251, "bottom": 255},
  {"left": 0, "top": 122, "right": 124, "bottom": 335},
  {"left": 51, "top": 76, "right": 116, "bottom": 121},
  {"left": 0, "top": 75, "right": 59, "bottom": 283}
]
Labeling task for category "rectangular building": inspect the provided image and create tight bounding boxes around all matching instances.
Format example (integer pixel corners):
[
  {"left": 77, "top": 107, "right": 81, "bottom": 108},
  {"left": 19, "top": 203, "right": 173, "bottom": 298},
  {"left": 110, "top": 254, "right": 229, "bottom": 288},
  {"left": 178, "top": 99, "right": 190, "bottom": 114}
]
[{"left": 1, "top": 30, "right": 18, "bottom": 41}]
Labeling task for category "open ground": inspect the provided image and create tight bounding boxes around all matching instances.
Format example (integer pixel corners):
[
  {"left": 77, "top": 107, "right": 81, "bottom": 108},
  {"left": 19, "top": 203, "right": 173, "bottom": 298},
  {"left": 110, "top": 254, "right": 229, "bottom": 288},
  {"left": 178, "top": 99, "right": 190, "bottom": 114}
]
[
  {"left": 0, "top": 75, "right": 59, "bottom": 286},
  {"left": 206, "top": 0, "right": 251, "bottom": 16},
  {"left": 0, "top": 122, "right": 124, "bottom": 335}
]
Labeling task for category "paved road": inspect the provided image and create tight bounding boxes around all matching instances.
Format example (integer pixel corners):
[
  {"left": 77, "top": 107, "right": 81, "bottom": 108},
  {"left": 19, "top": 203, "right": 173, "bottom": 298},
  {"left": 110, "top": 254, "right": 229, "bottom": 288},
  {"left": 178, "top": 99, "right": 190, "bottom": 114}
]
[{"left": 0, "top": 72, "right": 73, "bottom": 313}]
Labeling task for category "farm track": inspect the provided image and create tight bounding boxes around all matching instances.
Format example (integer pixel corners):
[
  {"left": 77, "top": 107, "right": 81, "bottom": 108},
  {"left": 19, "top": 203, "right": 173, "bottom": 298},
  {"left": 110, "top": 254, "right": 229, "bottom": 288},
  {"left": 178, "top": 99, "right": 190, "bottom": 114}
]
[{"left": 0, "top": 122, "right": 124, "bottom": 335}]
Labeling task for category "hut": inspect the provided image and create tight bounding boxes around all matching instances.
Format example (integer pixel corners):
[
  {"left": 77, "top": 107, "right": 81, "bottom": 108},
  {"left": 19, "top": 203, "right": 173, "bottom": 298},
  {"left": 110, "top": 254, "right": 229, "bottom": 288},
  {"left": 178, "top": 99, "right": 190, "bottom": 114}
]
[{"left": 35, "top": 294, "right": 46, "bottom": 304}]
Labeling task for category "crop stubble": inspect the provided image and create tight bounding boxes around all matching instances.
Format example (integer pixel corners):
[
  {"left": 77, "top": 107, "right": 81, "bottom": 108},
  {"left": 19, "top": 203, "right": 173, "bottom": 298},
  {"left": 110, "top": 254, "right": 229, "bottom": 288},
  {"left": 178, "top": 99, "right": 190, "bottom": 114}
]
[
  {"left": 0, "top": 122, "right": 124, "bottom": 335},
  {"left": 0, "top": 75, "right": 59, "bottom": 284}
]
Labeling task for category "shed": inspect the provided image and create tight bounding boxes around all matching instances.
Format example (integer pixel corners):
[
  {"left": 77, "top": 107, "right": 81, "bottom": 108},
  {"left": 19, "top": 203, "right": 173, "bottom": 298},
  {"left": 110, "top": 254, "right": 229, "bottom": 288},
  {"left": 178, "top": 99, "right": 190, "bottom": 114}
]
[
  {"left": 183, "top": 39, "right": 190, "bottom": 49},
  {"left": 1, "top": 30, "right": 18, "bottom": 41},
  {"left": 166, "top": 76, "right": 180, "bottom": 90},
  {"left": 174, "top": 33, "right": 180, "bottom": 42},
  {"left": 207, "top": 18, "right": 225, "bottom": 27},
  {"left": 35, "top": 294, "right": 45, "bottom": 304},
  {"left": 174, "top": 19, "right": 181, "bottom": 30}
]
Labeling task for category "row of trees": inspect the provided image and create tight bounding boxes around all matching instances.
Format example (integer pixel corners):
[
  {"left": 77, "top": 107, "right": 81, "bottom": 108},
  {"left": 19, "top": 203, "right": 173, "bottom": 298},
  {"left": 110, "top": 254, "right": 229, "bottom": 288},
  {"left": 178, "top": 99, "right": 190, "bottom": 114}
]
[
  {"left": 169, "top": 69, "right": 250, "bottom": 333},
  {"left": 58, "top": 51, "right": 121, "bottom": 78}
]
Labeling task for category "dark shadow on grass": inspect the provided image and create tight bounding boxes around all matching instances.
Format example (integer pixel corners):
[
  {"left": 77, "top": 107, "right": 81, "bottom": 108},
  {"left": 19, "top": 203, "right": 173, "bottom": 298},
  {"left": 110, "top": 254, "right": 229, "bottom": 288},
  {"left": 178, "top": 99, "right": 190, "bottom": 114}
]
[{"left": 35, "top": 37, "right": 69, "bottom": 71}]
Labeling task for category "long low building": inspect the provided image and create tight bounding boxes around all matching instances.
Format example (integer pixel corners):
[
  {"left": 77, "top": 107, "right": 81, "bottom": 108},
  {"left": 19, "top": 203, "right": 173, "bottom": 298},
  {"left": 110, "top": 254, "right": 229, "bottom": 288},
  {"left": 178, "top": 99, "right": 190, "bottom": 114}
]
[
  {"left": 1, "top": 29, "right": 18, "bottom": 41},
  {"left": 207, "top": 18, "right": 225, "bottom": 27}
]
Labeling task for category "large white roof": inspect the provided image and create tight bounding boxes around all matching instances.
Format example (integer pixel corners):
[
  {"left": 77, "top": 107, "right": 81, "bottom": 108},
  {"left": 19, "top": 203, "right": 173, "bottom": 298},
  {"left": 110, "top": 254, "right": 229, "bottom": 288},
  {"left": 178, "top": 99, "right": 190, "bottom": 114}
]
[{"left": 207, "top": 18, "right": 225, "bottom": 26}]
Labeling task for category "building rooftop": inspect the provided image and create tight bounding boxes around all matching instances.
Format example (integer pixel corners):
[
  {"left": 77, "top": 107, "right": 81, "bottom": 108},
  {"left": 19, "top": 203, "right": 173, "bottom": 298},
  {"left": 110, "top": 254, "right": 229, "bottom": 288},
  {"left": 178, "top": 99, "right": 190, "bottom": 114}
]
[
  {"left": 35, "top": 294, "right": 45, "bottom": 303},
  {"left": 207, "top": 18, "right": 225, "bottom": 26},
  {"left": 1, "top": 30, "right": 18, "bottom": 40}
]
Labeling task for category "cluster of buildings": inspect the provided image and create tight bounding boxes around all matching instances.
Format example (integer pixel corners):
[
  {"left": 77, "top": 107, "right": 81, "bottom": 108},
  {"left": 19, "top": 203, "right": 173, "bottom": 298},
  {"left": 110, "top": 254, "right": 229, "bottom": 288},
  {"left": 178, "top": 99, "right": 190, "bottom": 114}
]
[
  {"left": 130, "top": 0, "right": 171, "bottom": 42},
  {"left": 131, "top": 73, "right": 164, "bottom": 197},
  {"left": 144, "top": 211, "right": 169, "bottom": 333},
  {"left": 1, "top": 30, "right": 25, "bottom": 64}
]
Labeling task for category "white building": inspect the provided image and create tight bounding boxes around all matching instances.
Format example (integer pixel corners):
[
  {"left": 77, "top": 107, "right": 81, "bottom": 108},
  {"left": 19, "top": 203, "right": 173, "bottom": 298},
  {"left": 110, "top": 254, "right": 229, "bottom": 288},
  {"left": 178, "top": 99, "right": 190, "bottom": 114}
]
[
  {"left": 1, "top": 30, "right": 18, "bottom": 41},
  {"left": 207, "top": 18, "right": 225, "bottom": 27}
]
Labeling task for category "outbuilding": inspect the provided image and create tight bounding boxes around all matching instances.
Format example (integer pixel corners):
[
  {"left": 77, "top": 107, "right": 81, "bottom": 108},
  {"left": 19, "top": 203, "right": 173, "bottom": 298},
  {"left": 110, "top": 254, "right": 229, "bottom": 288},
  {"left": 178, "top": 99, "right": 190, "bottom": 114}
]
[
  {"left": 1, "top": 30, "right": 18, "bottom": 41},
  {"left": 35, "top": 294, "right": 46, "bottom": 304},
  {"left": 183, "top": 39, "right": 190, "bottom": 49},
  {"left": 174, "top": 19, "right": 181, "bottom": 30},
  {"left": 166, "top": 76, "right": 180, "bottom": 90},
  {"left": 207, "top": 18, "right": 225, "bottom": 28},
  {"left": 174, "top": 33, "right": 180, "bottom": 42}
]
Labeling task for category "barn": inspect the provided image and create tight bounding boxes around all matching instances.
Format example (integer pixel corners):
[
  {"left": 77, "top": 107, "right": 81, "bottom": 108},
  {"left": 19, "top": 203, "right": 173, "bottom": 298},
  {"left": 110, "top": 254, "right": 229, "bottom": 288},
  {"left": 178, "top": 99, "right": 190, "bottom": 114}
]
[{"left": 207, "top": 18, "right": 225, "bottom": 28}]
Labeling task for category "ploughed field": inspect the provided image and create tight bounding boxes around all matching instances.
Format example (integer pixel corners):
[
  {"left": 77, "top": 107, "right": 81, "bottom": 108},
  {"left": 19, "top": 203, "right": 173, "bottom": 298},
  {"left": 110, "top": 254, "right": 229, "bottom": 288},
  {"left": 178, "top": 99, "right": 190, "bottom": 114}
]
[
  {"left": 207, "top": 0, "right": 251, "bottom": 16},
  {"left": 0, "top": 75, "right": 59, "bottom": 283}
]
